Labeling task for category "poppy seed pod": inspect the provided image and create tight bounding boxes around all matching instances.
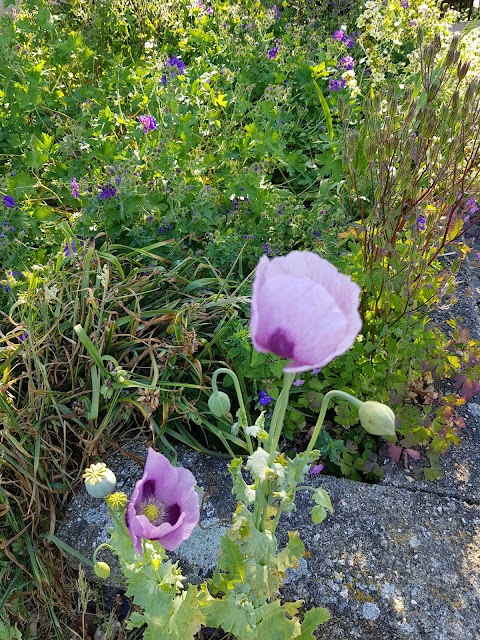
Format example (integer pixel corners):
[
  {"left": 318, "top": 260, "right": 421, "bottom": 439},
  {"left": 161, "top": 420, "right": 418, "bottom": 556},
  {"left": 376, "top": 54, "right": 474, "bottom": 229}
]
[
  {"left": 208, "top": 390, "right": 231, "bottom": 417},
  {"left": 358, "top": 401, "right": 396, "bottom": 437},
  {"left": 83, "top": 463, "right": 117, "bottom": 498}
]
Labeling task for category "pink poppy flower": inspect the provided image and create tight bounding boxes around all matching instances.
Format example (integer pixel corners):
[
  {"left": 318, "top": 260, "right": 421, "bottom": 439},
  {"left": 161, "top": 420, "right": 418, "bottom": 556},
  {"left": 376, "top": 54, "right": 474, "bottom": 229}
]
[
  {"left": 250, "top": 251, "right": 362, "bottom": 373},
  {"left": 126, "top": 448, "right": 200, "bottom": 556}
]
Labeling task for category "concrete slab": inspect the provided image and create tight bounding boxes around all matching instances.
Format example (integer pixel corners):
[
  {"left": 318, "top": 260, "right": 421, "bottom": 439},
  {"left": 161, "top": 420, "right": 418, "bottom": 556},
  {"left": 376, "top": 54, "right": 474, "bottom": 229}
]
[{"left": 58, "top": 446, "right": 480, "bottom": 639}]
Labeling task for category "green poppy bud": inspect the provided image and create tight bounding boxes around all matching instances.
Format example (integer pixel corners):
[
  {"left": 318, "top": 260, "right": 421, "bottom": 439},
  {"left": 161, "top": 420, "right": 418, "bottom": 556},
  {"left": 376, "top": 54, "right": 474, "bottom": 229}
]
[
  {"left": 83, "top": 463, "right": 117, "bottom": 498},
  {"left": 208, "top": 391, "right": 231, "bottom": 418},
  {"left": 94, "top": 561, "right": 111, "bottom": 579},
  {"left": 358, "top": 401, "right": 396, "bottom": 437}
]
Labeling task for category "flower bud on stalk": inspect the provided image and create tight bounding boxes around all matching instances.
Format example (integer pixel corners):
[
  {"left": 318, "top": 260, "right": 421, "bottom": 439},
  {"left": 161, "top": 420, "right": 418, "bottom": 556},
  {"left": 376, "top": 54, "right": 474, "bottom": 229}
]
[
  {"left": 83, "top": 462, "right": 117, "bottom": 498},
  {"left": 94, "top": 561, "right": 111, "bottom": 579},
  {"left": 445, "top": 36, "right": 459, "bottom": 67},
  {"left": 358, "top": 401, "right": 396, "bottom": 437},
  {"left": 208, "top": 390, "right": 231, "bottom": 417}
]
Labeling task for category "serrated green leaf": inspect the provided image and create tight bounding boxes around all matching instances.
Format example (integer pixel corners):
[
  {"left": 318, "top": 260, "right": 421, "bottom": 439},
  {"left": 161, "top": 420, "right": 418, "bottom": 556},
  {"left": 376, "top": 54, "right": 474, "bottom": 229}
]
[
  {"left": 163, "top": 584, "right": 204, "bottom": 640},
  {"left": 275, "top": 531, "right": 305, "bottom": 574},
  {"left": 298, "top": 606, "right": 330, "bottom": 639},
  {"left": 199, "top": 587, "right": 257, "bottom": 640},
  {"left": 229, "top": 458, "right": 255, "bottom": 504},
  {"left": 311, "top": 506, "right": 327, "bottom": 524},
  {"left": 257, "top": 600, "right": 301, "bottom": 640},
  {"left": 312, "top": 487, "right": 333, "bottom": 510},
  {"left": 218, "top": 534, "right": 246, "bottom": 580}
]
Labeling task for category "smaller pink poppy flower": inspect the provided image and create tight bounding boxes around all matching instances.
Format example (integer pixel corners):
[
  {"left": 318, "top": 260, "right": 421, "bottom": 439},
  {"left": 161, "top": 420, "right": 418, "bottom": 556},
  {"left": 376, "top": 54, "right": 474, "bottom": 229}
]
[
  {"left": 126, "top": 448, "right": 200, "bottom": 556},
  {"left": 250, "top": 251, "right": 362, "bottom": 373}
]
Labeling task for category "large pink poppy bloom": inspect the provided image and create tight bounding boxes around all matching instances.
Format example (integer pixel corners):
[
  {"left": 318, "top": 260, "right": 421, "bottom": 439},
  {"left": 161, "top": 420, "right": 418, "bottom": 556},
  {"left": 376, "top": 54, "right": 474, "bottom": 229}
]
[
  {"left": 126, "top": 448, "right": 200, "bottom": 556},
  {"left": 250, "top": 251, "right": 362, "bottom": 373}
]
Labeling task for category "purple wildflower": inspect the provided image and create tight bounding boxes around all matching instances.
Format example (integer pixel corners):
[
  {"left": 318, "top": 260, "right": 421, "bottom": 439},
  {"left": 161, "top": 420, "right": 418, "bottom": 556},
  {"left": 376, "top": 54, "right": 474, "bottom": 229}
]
[
  {"left": 166, "top": 55, "right": 186, "bottom": 76},
  {"left": 2, "top": 196, "right": 16, "bottom": 208},
  {"left": 338, "top": 55, "right": 354, "bottom": 71},
  {"left": 71, "top": 177, "right": 79, "bottom": 199},
  {"left": 64, "top": 241, "right": 77, "bottom": 257},
  {"left": 98, "top": 184, "right": 117, "bottom": 200},
  {"left": 401, "top": 0, "right": 409, "bottom": 7},
  {"left": 268, "top": 46, "right": 279, "bottom": 60},
  {"left": 417, "top": 216, "right": 427, "bottom": 231},
  {"left": 311, "top": 368, "right": 322, "bottom": 374},
  {"left": 161, "top": 74, "right": 168, "bottom": 85},
  {"left": 292, "top": 379, "right": 305, "bottom": 386},
  {"left": 465, "top": 197, "right": 479, "bottom": 215},
  {"left": 329, "top": 78, "right": 347, "bottom": 91},
  {"left": 310, "top": 463, "right": 324, "bottom": 475},
  {"left": 272, "top": 4, "right": 281, "bottom": 19},
  {"left": 345, "top": 35, "right": 356, "bottom": 49},
  {"left": 259, "top": 390, "right": 274, "bottom": 406},
  {"left": 206, "top": 6, "right": 213, "bottom": 14},
  {"left": 158, "top": 222, "right": 173, "bottom": 233},
  {"left": 333, "top": 29, "right": 346, "bottom": 42},
  {"left": 126, "top": 448, "right": 200, "bottom": 556},
  {"left": 19, "top": 332, "right": 29, "bottom": 342},
  {"left": 138, "top": 115, "right": 157, "bottom": 134}
]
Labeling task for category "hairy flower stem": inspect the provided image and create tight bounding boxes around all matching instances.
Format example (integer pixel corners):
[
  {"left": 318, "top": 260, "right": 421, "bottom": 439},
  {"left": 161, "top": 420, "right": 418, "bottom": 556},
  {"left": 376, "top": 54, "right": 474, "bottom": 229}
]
[
  {"left": 305, "top": 390, "right": 363, "bottom": 457},
  {"left": 254, "top": 374, "right": 295, "bottom": 532},
  {"left": 267, "top": 373, "right": 295, "bottom": 465},
  {"left": 211, "top": 367, "right": 253, "bottom": 454},
  {"left": 92, "top": 542, "right": 113, "bottom": 564}
]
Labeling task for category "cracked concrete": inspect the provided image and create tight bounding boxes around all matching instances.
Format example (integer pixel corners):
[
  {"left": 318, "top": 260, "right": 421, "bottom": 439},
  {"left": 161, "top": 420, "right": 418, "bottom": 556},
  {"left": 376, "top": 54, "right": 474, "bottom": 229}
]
[{"left": 58, "top": 443, "right": 480, "bottom": 640}]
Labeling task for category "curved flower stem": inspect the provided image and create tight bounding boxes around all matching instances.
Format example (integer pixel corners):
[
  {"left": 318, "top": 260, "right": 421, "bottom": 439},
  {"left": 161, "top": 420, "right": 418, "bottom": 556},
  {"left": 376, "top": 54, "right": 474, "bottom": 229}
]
[
  {"left": 267, "top": 372, "right": 295, "bottom": 465},
  {"left": 305, "top": 389, "right": 363, "bottom": 457},
  {"left": 93, "top": 542, "right": 113, "bottom": 565},
  {"left": 212, "top": 367, "right": 253, "bottom": 454}
]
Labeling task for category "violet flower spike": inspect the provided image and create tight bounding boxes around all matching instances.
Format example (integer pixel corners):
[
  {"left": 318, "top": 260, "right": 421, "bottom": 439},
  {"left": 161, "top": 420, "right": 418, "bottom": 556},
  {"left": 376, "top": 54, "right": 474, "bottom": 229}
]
[
  {"left": 71, "top": 178, "right": 80, "bottom": 199},
  {"left": 126, "top": 448, "right": 200, "bottom": 556},
  {"left": 250, "top": 251, "right": 362, "bottom": 374}
]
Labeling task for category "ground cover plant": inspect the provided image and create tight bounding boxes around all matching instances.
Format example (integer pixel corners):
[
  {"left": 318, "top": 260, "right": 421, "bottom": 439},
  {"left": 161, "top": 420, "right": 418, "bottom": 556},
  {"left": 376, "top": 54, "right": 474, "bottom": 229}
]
[{"left": 1, "top": 0, "right": 480, "bottom": 636}]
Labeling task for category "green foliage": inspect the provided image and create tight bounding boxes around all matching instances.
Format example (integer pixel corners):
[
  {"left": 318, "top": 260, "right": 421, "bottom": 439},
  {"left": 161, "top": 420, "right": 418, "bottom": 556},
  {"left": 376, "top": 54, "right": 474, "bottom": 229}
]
[
  {"left": 311, "top": 487, "right": 334, "bottom": 524},
  {"left": 201, "top": 504, "right": 328, "bottom": 640},
  {"left": 0, "top": 617, "right": 22, "bottom": 640},
  {"left": 0, "top": 240, "right": 248, "bottom": 634},
  {"left": 1, "top": 0, "right": 480, "bottom": 633},
  {"left": 108, "top": 516, "right": 204, "bottom": 639}
]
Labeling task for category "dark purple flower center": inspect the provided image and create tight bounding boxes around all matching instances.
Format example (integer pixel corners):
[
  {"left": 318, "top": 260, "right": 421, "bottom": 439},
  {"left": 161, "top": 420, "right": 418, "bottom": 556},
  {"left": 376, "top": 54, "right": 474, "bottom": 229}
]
[
  {"left": 267, "top": 327, "right": 295, "bottom": 359},
  {"left": 137, "top": 495, "right": 181, "bottom": 527}
]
